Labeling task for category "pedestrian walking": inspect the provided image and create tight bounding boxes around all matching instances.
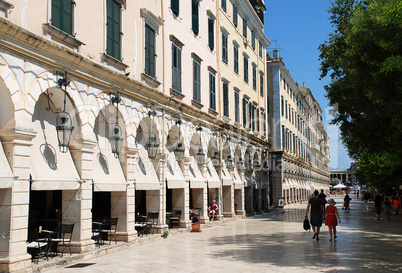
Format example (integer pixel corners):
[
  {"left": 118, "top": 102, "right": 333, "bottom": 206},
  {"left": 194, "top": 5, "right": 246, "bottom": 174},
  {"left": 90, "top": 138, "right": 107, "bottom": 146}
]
[
  {"left": 363, "top": 191, "right": 370, "bottom": 210},
  {"left": 393, "top": 197, "right": 399, "bottom": 215},
  {"left": 372, "top": 194, "right": 382, "bottom": 221},
  {"left": 384, "top": 198, "right": 392, "bottom": 221},
  {"left": 325, "top": 198, "right": 341, "bottom": 241},
  {"left": 305, "top": 190, "right": 324, "bottom": 240}
]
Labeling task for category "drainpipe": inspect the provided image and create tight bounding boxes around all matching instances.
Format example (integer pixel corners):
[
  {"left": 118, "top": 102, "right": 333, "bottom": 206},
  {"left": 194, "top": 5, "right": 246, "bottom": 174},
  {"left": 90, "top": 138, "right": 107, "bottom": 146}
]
[{"left": 161, "top": 0, "right": 166, "bottom": 226}]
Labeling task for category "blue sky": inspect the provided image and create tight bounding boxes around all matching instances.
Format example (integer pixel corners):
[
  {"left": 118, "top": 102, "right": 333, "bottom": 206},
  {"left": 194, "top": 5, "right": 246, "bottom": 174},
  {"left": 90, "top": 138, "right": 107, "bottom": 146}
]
[{"left": 263, "top": 0, "right": 352, "bottom": 169}]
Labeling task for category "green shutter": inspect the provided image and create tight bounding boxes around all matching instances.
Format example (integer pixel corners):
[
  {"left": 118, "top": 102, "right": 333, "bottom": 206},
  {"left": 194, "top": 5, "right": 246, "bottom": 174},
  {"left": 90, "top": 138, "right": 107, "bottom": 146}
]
[
  {"left": 171, "top": 0, "right": 180, "bottom": 15},
  {"left": 145, "top": 25, "right": 155, "bottom": 77},
  {"left": 208, "top": 18, "right": 214, "bottom": 50},
  {"left": 107, "top": 0, "right": 121, "bottom": 60},
  {"left": 233, "top": 5, "right": 238, "bottom": 26},
  {"left": 52, "top": 0, "right": 73, "bottom": 35},
  {"left": 192, "top": 0, "right": 199, "bottom": 35}
]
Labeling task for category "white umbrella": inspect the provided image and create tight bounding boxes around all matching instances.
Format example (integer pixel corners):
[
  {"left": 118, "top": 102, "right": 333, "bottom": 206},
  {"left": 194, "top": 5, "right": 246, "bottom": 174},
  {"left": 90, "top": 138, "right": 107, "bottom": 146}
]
[{"left": 333, "top": 183, "right": 346, "bottom": 189}]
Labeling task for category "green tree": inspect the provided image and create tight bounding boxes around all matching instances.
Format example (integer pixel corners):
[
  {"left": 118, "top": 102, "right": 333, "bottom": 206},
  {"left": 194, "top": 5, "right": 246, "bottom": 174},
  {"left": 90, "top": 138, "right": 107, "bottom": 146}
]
[{"left": 319, "top": 0, "right": 402, "bottom": 190}]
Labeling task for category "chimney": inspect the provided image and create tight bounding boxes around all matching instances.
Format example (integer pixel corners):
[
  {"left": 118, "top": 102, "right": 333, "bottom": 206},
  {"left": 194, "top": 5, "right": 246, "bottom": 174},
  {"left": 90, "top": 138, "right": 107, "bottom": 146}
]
[
  {"left": 273, "top": 50, "right": 278, "bottom": 59},
  {"left": 303, "top": 82, "right": 305, "bottom": 87}
]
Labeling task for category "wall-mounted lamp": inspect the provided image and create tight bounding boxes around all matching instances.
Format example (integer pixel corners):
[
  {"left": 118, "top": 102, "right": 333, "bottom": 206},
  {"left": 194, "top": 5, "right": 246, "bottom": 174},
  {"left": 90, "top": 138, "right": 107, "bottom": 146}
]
[
  {"left": 195, "top": 126, "right": 205, "bottom": 165},
  {"left": 147, "top": 103, "right": 159, "bottom": 159},
  {"left": 174, "top": 115, "right": 184, "bottom": 162},
  {"left": 56, "top": 71, "right": 74, "bottom": 153},
  {"left": 226, "top": 155, "right": 233, "bottom": 169},
  {"left": 110, "top": 92, "right": 123, "bottom": 158},
  {"left": 237, "top": 157, "right": 245, "bottom": 170}
]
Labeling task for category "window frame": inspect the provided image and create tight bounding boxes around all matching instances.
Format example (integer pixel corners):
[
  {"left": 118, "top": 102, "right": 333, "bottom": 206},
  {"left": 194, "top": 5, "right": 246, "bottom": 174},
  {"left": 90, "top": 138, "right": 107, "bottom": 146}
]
[
  {"left": 209, "top": 72, "right": 216, "bottom": 110},
  {"left": 243, "top": 55, "right": 249, "bottom": 83},
  {"left": 193, "top": 59, "right": 201, "bottom": 103},
  {"left": 223, "top": 81, "right": 229, "bottom": 117},
  {"left": 260, "top": 72, "right": 264, "bottom": 97},
  {"left": 191, "top": 0, "right": 199, "bottom": 35},
  {"left": 208, "top": 17, "right": 214, "bottom": 50},
  {"left": 172, "top": 43, "right": 182, "bottom": 92},
  {"left": 106, "top": 0, "right": 122, "bottom": 60},
  {"left": 51, "top": 0, "right": 74, "bottom": 36},
  {"left": 252, "top": 64, "right": 257, "bottom": 90},
  {"left": 234, "top": 44, "right": 239, "bottom": 74},
  {"left": 235, "top": 90, "right": 240, "bottom": 123},
  {"left": 145, "top": 24, "right": 156, "bottom": 78},
  {"left": 233, "top": 4, "right": 238, "bottom": 27},
  {"left": 171, "top": 0, "right": 180, "bottom": 16},
  {"left": 242, "top": 18, "right": 247, "bottom": 38},
  {"left": 222, "top": 32, "right": 228, "bottom": 64}
]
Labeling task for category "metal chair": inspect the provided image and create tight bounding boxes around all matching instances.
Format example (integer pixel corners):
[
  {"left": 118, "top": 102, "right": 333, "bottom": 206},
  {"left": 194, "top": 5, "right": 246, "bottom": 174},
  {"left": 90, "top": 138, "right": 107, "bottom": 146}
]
[
  {"left": 147, "top": 212, "right": 159, "bottom": 234},
  {"left": 26, "top": 229, "right": 48, "bottom": 264},
  {"left": 52, "top": 223, "right": 74, "bottom": 257},
  {"left": 101, "top": 217, "right": 118, "bottom": 244}
]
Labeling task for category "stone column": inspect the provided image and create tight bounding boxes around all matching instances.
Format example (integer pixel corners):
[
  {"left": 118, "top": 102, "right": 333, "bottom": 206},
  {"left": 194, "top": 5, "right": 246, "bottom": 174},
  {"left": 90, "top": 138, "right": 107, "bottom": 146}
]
[
  {"left": 66, "top": 140, "right": 96, "bottom": 253},
  {"left": 0, "top": 130, "right": 36, "bottom": 272}
]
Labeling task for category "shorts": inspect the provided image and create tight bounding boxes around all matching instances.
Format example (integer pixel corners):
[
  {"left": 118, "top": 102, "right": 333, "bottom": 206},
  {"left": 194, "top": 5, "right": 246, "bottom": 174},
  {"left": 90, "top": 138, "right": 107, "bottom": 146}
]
[{"left": 310, "top": 214, "right": 322, "bottom": 228}]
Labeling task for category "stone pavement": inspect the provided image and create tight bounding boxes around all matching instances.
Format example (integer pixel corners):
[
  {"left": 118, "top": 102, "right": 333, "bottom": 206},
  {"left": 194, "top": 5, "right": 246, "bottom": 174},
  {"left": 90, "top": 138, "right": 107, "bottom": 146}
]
[{"left": 42, "top": 196, "right": 402, "bottom": 273}]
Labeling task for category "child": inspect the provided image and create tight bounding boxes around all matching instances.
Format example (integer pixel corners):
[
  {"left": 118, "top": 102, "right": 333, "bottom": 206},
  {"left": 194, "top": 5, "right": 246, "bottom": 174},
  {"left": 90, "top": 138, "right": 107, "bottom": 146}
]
[
  {"left": 392, "top": 198, "right": 399, "bottom": 215},
  {"left": 384, "top": 200, "right": 392, "bottom": 221},
  {"left": 325, "top": 198, "right": 341, "bottom": 241}
]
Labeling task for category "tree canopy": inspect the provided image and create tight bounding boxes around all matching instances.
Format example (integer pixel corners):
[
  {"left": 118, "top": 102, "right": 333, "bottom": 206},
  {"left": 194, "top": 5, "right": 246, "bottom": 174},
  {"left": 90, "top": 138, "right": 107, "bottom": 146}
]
[{"left": 319, "top": 0, "right": 402, "bottom": 191}]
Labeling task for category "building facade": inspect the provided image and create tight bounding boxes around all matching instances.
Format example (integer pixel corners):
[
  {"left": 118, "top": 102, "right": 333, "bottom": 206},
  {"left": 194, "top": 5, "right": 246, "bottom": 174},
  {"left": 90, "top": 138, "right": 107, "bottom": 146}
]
[
  {"left": 266, "top": 50, "right": 330, "bottom": 206},
  {"left": 0, "top": 0, "right": 269, "bottom": 271}
]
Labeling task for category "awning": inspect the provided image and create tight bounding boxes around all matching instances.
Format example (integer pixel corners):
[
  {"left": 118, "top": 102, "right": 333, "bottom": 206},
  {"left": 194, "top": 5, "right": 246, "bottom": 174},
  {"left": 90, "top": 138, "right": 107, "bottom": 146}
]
[
  {"left": 206, "top": 159, "right": 220, "bottom": 188},
  {"left": 30, "top": 118, "right": 81, "bottom": 190},
  {"left": 165, "top": 151, "right": 187, "bottom": 189},
  {"left": 133, "top": 146, "right": 161, "bottom": 190},
  {"left": 244, "top": 171, "right": 256, "bottom": 187},
  {"left": 221, "top": 168, "right": 233, "bottom": 186},
  {"left": 188, "top": 157, "right": 205, "bottom": 188},
  {"left": 233, "top": 167, "right": 243, "bottom": 190},
  {"left": 92, "top": 135, "right": 128, "bottom": 192},
  {"left": 0, "top": 140, "right": 14, "bottom": 188}
]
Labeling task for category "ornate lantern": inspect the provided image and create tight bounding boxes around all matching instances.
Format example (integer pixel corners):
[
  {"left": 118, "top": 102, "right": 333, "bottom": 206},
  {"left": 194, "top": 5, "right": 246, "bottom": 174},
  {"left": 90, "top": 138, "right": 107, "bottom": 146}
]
[
  {"left": 147, "top": 104, "right": 159, "bottom": 159},
  {"left": 56, "top": 71, "right": 74, "bottom": 153},
  {"left": 226, "top": 155, "right": 233, "bottom": 169},
  {"left": 110, "top": 93, "right": 123, "bottom": 157},
  {"left": 196, "top": 146, "right": 205, "bottom": 165},
  {"left": 212, "top": 151, "right": 220, "bottom": 167}
]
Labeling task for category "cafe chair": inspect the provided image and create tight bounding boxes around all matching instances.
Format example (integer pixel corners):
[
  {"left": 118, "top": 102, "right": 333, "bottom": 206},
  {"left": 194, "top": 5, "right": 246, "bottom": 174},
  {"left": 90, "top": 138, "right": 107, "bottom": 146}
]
[
  {"left": 147, "top": 211, "right": 159, "bottom": 234},
  {"left": 52, "top": 223, "right": 74, "bottom": 257},
  {"left": 101, "top": 217, "right": 118, "bottom": 244},
  {"left": 26, "top": 229, "right": 48, "bottom": 264}
]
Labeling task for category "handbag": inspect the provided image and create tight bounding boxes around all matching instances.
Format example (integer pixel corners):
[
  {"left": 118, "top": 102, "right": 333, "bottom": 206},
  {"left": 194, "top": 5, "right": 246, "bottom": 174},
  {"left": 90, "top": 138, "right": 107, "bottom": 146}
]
[{"left": 303, "top": 218, "right": 311, "bottom": 231}]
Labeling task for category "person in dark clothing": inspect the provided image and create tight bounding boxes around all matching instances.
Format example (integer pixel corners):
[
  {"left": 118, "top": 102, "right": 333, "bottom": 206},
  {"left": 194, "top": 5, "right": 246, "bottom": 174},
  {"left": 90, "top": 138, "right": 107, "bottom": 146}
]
[
  {"left": 373, "top": 194, "right": 382, "bottom": 220},
  {"left": 305, "top": 190, "right": 324, "bottom": 240}
]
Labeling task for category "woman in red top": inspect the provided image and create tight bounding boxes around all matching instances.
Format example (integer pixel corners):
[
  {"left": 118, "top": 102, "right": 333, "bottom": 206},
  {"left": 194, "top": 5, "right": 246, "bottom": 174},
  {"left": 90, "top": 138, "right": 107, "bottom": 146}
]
[{"left": 325, "top": 198, "right": 341, "bottom": 241}]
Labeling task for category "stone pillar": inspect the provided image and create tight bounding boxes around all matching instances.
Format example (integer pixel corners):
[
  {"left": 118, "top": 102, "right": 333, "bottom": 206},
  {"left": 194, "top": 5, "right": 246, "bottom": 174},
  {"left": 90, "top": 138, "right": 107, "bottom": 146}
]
[
  {"left": 126, "top": 150, "right": 138, "bottom": 237},
  {"left": 66, "top": 140, "right": 96, "bottom": 253},
  {"left": 0, "top": 130, "right": 35, "bottom": 272}
]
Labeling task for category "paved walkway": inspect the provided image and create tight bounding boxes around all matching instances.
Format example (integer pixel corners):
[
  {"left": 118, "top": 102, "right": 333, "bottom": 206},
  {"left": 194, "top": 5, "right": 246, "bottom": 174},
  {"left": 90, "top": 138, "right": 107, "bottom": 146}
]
[{"left": 43, "top": 196, "right": 402, "bottom": 273}]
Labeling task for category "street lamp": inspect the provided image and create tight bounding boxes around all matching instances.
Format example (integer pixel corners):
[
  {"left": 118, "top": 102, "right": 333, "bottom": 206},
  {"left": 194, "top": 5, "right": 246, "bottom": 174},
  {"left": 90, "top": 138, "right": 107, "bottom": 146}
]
[
  {"left": 56, "top": 71, "right": 74, "bottom": 153},
  {"left": 147, "top": 103, "right": 159, "bottom": 159},
  {"left": 174, "top": 116, "right": 184, "bottom": 162},
  {"left": 226, "top": 155, "right": 233, "bottom": 169},
  {"left": 110, "top": 93, "right": 123, "bottom": 157},
  {"left": 212, "top": 151, "right": 220, "bottom": 167},
  {"left": 237, "top": 157, "right": 244, "bottom": 170},
  {"left": 196, "top": 146, "right": 205, "bottom": 165}
]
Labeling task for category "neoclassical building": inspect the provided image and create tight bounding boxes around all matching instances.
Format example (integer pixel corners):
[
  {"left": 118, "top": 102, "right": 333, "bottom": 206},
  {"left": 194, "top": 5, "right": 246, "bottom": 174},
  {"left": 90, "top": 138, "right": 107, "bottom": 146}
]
[
  {"left": 266, "top": 50, "right": 330, "bottom": 206},
  {"left": 0, "top": 0, "right": 269, "bottom": 271}
]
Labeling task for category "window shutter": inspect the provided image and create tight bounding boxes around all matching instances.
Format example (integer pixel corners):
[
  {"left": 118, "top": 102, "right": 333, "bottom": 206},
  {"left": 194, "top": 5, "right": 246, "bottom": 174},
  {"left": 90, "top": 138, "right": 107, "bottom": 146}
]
[
  {"left": 208, "top": 18, "right": 214, "bottom": 50},
  {"left": 192, "top": 0, "right": 199, "bottom": 35},
  {"left": 106, "top": 0, "right": 121, "bottom": 60},
  {"left": 233, "top": 5, "right": 238, "bottom": 26},
  {"left": 62, "top": 0, "right": 73, "bottom": 35},
  {"left": 52, "top": 0, "right": 61, "bottom": 29},
  {"left": 171, "top": 0, "right": 180, "bottom": 15}
]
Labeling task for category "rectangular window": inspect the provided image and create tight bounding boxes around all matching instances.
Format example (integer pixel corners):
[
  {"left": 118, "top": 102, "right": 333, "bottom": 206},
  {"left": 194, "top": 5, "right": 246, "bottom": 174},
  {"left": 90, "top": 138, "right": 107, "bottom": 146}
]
[
  {"left": 263, "top": 112, "right": 266, "bottom": 137},
  {"left": 221, "top": 0, "right": 226, "bottom": 12},
  {"left": 193, "top": 59, "right": 201, "bottom": 103},
  {"left": 243, "top": 18, "right": 247, "bottom": 38},
  {"left": 222, "top": 32, "right": 228, "bottom": 63},
  {"left": 248, "top": 102, "right": 252, "bottom": 129},
  {"left": 172, "top": 43, "right": 182, "bottom": 92},
  {"left": 252, "top": 65, "right": 257, "bottom": 90},
  {"left": 282, "top": 126, "right": 285, "bottom": 149},
  {"left": 285, "top": 100, "right": 288, "bottom": 119},
  {"left": 244, "top": 56, "right": 248, "bottom": 83},
  {"left": 281, "top": 96, "right": 284, "bottom": 116},
  {"left": 223, "top": 82, "right": 229, "bottom": 117},
  {"left": 209, "top": 72, "right": 216, "bottom": 110},
  {"left": 106, "top": 0, "right": 121, "bottom": 60},
  {"left": 192, "top": 0, "right": 199, "bottom": 35},
  {"left": 260, "top": 73, "right": 264, "bottom": 97},
  {"left": 145, "top": 24, "right": 156, "bottom": 78},
  {"left": 234, "top": 45, "right": 239, "bottom": 74},
  {"left": 171, "top": 0, "right": 180, "bottom": 16},
  {"left": 52, "top": 0, "right": 73, "bottom": 35},
  {"left": 252, "top": 30, "right": 256, "bottom": 50},
  {"left": 243, "top": 98, "right": 247, "bottom": 127},
  {"left": 256, "top": 108, "right": 260, "bottom": 133},
  {"left": 208, "top": 17, "right": 214, "bottom": 50},
  {"left": 259, "top": 41, "right": 263, "bottom": 58},
  {"left": 233, "top": 4, "right": 238, "bottom": 27},
  {"left": 235, "top": 90, "right": 240, "bottom": 123}
]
